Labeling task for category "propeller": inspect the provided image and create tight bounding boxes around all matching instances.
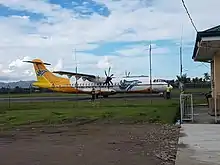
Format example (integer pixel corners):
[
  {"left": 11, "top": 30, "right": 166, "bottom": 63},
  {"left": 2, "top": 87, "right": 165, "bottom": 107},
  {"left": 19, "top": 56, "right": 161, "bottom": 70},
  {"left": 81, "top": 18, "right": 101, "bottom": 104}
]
[
  {"left": 125, "top": 70, "right": 131, "bottom": 77},
  {"left": 103, "top": 67, "right": 114, "bottom": 88}
]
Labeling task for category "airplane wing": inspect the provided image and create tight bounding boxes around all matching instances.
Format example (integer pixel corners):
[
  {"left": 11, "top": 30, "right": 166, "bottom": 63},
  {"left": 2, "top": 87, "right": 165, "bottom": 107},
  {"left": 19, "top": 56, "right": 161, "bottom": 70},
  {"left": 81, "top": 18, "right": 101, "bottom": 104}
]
[{"left": 53, "top": 71, "right": 96, "bottom": 80}]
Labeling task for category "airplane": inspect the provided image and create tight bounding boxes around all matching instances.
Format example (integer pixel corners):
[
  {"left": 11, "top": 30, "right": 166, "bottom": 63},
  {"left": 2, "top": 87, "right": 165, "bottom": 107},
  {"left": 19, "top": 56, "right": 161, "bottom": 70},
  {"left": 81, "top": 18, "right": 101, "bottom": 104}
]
[{"left": 24, "top": 59, "right": 172, "bottom": 98}]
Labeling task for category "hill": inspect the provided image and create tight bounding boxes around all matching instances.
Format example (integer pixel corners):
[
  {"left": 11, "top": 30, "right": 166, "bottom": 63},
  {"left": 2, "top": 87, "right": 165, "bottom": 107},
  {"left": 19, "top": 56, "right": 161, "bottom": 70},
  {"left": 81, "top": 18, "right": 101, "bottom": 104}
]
[{"left": 0, "top": 81, "right": 35, "bottom": 88}]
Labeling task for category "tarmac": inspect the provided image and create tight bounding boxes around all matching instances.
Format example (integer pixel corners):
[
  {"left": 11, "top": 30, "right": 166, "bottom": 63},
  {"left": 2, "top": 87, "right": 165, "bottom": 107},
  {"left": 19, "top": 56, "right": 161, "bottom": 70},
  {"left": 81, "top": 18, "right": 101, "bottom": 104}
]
[
  {"left": 0, "top": 93, "right": 173, "bottom": 103},
  {"left": 0, "top": 92, "right": 205, "bottom": 103}
]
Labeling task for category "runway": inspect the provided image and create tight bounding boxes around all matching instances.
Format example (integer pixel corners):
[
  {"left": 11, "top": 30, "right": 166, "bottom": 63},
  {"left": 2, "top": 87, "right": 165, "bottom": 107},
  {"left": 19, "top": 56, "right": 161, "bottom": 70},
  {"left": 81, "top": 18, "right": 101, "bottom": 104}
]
[
  {"left": 0, "top": 92, "right": 205, "bottom": 103},
  {"left": 0, "top": 93, "right": 179, "bottom": 103}
]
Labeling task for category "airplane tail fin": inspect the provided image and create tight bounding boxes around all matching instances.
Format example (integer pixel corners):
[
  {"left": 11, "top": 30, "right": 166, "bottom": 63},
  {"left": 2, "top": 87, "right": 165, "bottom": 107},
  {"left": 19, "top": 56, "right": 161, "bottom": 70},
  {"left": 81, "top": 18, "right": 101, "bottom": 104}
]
[{"left": 24, "top": 59, "right": 69, "bottom": 88}]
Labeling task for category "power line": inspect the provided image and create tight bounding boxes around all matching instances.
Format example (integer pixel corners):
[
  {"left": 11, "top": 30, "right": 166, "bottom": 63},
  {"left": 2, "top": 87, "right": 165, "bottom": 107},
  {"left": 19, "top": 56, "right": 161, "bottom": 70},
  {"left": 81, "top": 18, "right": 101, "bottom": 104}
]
[
  {"left": 201, "top": 62, "right": 210, "bottom": 68},
  {"left": 180, "top": 0, "right": 212, "bottom": 74},
  {"left": 181, "top": 0, "right": 198, "bottom": 33},
  {"left": 183, "top": 63, "right": 210, "bottom": 73}
]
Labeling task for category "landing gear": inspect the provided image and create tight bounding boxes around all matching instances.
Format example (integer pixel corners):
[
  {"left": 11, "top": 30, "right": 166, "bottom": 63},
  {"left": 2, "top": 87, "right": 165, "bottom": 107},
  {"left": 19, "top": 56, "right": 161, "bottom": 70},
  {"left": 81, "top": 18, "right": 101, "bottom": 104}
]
[
  {"left": 159, "top": 92, "right": 166, "bottom": 99},
  {"left": 159, "top": 92, "right": 164, "bottom": 97}
]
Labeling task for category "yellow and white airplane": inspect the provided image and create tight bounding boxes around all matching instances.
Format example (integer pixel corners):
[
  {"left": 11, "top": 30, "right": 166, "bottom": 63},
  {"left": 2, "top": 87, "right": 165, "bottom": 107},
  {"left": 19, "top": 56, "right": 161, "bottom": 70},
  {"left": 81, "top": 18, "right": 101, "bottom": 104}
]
[{"left": 24, "top": 59, "right": 172, "bottom": 98}]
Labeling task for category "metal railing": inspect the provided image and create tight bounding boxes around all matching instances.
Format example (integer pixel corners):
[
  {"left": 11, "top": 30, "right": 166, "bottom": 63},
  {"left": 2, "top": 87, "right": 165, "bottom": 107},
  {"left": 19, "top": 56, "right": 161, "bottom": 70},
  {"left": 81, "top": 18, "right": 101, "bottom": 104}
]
[{"left": 180, "top": 93, "right": 194, "bottom": 123}]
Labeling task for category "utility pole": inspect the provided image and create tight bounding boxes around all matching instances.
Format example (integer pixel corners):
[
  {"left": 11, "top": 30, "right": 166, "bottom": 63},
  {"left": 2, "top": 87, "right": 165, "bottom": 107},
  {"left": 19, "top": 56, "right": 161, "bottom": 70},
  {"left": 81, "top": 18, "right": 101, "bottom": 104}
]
[
  {"left": 179, "top": 25, "right": 184, "bottom": 93},
  {"left": 149, "top": 41, "right": 152, "bottom": 91},
  {"left": 74, "top": 48, "right": 78, "bottom": 88},
  {"left": 180, "top": 25, "right": 183, "bottom": 78},
  {"left": 149, "top": 41, "right": 153, "bottom": 104},
  {"left": 74, "top": 48, "right": 78, "bottom": 106}
]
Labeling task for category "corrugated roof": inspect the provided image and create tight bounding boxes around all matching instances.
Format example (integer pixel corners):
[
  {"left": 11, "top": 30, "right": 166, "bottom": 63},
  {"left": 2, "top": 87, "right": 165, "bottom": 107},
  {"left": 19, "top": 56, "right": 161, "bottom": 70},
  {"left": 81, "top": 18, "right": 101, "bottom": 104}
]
[{"left": 192, "top": 25, "right": 220, "bottom": 60}]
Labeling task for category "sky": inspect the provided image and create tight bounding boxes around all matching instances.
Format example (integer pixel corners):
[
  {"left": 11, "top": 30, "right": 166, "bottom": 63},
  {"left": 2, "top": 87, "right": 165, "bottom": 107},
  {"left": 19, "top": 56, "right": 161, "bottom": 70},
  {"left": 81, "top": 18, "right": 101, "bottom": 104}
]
[{"left": 0, "top": 0, "right": 218, "bottom": 82}]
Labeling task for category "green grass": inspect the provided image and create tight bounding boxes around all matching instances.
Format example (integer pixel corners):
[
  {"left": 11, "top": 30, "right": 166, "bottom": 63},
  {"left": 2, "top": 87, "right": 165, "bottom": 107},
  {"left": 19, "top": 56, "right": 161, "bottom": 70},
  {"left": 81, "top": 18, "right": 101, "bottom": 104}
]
[
  {"left": 172, "top": 88, "right": 210, "bottom": 95},
  {"left": 0, "top": 87, "right": 210, "bottom": 129},
  {"left": 0, "top": 99, "right": 179, "bottom": 129}
]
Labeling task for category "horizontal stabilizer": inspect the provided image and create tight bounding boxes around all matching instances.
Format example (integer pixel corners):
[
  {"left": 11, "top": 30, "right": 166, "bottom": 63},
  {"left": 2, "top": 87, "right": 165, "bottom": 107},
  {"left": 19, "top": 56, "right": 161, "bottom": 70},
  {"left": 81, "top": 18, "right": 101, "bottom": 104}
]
[{"left": 23, "top": 60, "right": 51, "bottom": 65}]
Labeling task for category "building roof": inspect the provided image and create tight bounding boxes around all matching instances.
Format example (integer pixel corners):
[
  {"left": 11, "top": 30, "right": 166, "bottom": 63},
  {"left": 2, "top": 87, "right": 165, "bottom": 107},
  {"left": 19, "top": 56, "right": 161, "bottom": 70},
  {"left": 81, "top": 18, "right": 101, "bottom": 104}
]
[{"left": 192, "top": 25, "right": 220, "bottom": 60}]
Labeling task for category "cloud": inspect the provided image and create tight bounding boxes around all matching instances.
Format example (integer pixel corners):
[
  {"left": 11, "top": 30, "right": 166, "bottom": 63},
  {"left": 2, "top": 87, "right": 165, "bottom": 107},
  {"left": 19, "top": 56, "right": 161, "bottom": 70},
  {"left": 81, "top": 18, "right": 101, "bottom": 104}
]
[
  {"left": 9, "top": 56, "right": 31, "bottom": 69},
  {"left": 116, "top": 44, "right": 169, "bottom": 57},
  {"left": 23, "top": 69, "right": 34, "bottom": 76},
  {"left": 52, "top": 59, "right": 63, "bottom": 71},
  {"left": 0, "top": 56, "right": 36, "bottom": 81},
  {"left": 97, "top": 56, "right": 112, "bottom": 69},
  {"left": 0, "top": 0, "right": 215, "bottom": 81},
  {"left": 2, "top": 69, "right": 13, "bottom": 74},
  {"left": 1, "top": 0, "right": 219, "bottom": 45}
]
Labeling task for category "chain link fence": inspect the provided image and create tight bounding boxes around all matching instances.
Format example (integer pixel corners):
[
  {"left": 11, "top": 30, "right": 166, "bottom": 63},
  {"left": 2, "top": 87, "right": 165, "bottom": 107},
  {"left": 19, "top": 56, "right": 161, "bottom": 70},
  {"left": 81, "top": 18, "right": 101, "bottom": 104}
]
[{"left": 0, "top": 82, "right": 211, "bottom": 110}]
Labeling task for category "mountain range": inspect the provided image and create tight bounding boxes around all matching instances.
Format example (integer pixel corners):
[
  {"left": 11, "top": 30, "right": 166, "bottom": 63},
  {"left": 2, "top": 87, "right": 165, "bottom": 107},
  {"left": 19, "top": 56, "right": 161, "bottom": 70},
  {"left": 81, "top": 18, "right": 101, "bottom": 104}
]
[{"left": 0, "top": 81, "right": 35, "bottom": 88}]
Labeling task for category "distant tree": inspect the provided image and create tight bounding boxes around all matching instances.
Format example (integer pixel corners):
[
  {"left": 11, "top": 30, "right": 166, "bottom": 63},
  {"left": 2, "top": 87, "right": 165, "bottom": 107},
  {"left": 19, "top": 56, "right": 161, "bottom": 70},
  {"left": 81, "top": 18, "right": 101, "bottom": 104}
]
[
  {"left": 186, "top": 77, "right": 191, "bottom": 83},
  {"left": 199, "top": 78, "right": 203, "bottom": 82},
  {"left": 204, "top": 72, "right": 210, "bottom": 82},
  {"left": 192, "top": 78, "right": 196, "bottom": 83},
  {"left": 194, "top": 77, "right": 199, "bottom": 83},
  {"left": 14, "top": 86, "right": 23, "bottom": 93},
  {"left": 176, "top": 73, "right": 188, "bottom": 83}
]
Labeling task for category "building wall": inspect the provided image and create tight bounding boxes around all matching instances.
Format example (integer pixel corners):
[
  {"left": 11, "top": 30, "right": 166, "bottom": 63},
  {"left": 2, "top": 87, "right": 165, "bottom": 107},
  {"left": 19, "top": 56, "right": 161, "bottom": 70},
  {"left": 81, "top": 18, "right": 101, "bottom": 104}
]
[
  {"left": 208, "top": 56, "right": 220, "bottom": 114},
  {"left": 211, "top": 60, "right": 214, "bottom": 96},
  {"left": 214, "top": 54, "right": 220, "bottom": 96}
]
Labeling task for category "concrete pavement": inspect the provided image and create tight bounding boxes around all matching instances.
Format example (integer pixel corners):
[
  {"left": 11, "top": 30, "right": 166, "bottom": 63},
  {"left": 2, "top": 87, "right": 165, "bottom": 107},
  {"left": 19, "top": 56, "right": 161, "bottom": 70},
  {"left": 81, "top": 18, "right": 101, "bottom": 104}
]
[{"left": 176, "top": 124, "right": 220, "bottom": 165}]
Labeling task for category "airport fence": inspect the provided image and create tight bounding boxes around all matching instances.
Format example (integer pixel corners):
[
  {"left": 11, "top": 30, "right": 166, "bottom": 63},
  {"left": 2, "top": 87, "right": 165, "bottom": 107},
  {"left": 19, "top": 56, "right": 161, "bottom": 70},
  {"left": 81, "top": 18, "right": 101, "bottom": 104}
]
[
  {"left": 0, "top": 83, "right": 211, "bottom": 129},
  {"left": 0, "top": 83, "right": 210, "bottom": 109}
]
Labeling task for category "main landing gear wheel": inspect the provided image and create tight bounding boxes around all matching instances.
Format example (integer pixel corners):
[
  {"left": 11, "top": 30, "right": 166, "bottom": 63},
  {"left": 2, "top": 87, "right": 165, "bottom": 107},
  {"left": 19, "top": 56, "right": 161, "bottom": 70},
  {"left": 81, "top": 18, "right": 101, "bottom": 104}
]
[
  {"left": 102, "top": 95, "right": 109, "bottom": 98},
  {"left": 159, "top": 92, "right": 164, "bottom": 97}
]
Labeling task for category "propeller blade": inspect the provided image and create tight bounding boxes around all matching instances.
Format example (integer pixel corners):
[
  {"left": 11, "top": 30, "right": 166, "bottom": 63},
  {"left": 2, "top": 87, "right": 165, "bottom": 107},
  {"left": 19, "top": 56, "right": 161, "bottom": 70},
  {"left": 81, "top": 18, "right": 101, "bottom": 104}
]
[
  {"left": 105, "top": 70, "right": 107, "bottom": 77},
  {"left": 110, "top": 74, "right": 114, "bottom": 77},
  {"left": 110, "top": 80, "right": 113, "bottom": 85},
  {"left": 108, "top": 67, "right": 111, "bottom": 76}
]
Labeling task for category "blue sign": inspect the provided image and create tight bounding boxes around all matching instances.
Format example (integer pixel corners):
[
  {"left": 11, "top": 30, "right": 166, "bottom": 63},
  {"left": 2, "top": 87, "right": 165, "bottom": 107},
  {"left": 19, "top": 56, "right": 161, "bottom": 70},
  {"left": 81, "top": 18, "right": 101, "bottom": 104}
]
[
  {"left": 36, "top": 70, "right": 47, "bottom": 76},
  {"left": 119, "top": 80, "right": 142, "bottom": 91}
]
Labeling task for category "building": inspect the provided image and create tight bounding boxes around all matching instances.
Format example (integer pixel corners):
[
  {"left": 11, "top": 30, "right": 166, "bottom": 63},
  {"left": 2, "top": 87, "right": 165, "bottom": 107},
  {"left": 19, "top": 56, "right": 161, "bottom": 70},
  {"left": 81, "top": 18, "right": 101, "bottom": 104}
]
[{"left": 192, "top": 25, "right": 220, "bottom": 117}]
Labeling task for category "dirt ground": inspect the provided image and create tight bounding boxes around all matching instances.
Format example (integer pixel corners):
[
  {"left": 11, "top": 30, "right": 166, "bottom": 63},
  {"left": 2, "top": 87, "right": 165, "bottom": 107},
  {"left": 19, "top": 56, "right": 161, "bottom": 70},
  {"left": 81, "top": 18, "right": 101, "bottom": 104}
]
[{"left": 0, "top": 123, "right": 180, "bottom": 165}]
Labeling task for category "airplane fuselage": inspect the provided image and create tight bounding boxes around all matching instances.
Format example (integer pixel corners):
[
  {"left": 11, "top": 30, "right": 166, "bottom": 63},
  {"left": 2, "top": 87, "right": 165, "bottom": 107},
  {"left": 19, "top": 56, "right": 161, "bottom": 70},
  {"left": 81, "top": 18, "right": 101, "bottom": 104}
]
[{"left": 55, "top": 75, "right": 169, "bottom": 96}]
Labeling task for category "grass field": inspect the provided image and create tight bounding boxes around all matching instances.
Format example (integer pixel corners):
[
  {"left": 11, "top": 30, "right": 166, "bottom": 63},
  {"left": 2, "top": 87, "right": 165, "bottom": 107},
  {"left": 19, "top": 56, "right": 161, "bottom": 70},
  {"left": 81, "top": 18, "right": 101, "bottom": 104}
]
[
  {"left": 0, "top": 99, "right": 181, "bottom": 129},
  {"left": 0, "top": 87, "right": 210, "bottom": 130}
]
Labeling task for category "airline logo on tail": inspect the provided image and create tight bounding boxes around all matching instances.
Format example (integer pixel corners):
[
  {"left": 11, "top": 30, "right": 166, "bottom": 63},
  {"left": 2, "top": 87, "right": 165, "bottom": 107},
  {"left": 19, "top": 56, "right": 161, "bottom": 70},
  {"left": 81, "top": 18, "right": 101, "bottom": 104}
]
[{"left": 36, "top": 70, "right": 48, "bottom": 76}]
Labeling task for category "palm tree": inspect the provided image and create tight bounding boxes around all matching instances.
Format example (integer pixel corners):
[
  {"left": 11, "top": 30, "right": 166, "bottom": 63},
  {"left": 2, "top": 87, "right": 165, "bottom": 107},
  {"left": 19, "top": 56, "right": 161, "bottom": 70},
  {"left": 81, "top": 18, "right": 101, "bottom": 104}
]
[
  {"left": 176, "top": 73, "right": 188, "bottom": 83},
  {"left": 204, "top": 72, "right": 210, "bottom": 82}
]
